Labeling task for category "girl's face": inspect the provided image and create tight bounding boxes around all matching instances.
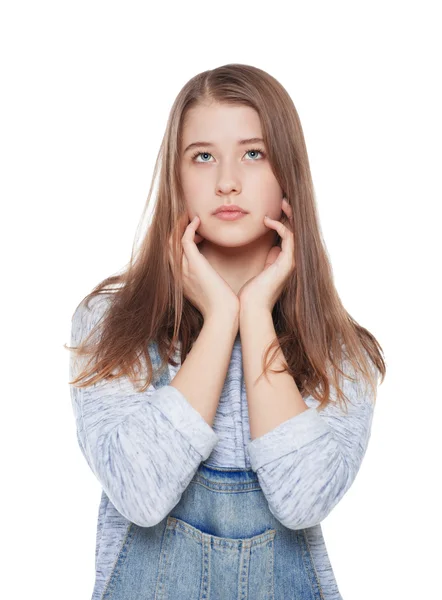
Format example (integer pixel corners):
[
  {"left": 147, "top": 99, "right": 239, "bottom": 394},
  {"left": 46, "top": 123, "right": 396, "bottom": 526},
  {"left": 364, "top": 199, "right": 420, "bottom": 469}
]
[{"left": 179, "top": 102, "right": 284, "bottom": 248}]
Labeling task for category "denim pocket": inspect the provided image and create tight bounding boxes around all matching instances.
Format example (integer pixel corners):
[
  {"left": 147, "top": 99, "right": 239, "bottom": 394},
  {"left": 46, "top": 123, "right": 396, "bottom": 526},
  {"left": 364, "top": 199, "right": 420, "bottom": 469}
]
[{"left": 154, "top": 515, "right": 276, "bottom": 600}]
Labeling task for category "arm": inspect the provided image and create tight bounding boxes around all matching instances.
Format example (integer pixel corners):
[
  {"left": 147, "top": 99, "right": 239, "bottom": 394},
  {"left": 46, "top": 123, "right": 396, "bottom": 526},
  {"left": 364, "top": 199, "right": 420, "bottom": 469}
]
[
  {"left": 240, "top": 307, "right": 376, "bottom": 530},
  {"left": 69, "top": 294, "right": 237, "bottom": 528},
  {"left": 169, "top": 311, "right": 240, "bottom": 428}
]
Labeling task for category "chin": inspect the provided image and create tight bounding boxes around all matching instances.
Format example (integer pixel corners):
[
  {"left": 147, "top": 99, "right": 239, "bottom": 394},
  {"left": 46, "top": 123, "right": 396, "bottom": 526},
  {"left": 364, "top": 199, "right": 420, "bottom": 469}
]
[{"left": 203, "top": 230, "right": 267, "bottom": 249}]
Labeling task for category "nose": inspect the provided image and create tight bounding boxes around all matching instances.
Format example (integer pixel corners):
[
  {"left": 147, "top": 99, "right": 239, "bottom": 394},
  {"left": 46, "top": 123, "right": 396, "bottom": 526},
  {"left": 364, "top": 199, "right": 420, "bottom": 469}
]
[{"left": 216, "top": 163, "right": 241, "bottom": 196}]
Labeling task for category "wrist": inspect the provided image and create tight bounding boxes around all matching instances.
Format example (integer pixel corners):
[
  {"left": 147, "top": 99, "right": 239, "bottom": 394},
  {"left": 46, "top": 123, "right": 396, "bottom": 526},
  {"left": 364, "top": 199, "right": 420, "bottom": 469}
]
[
  {"left": 239, "top": 306, "right": 272, "bottom": 330},
  {"left": 239, "top": 303, "right": 271, "bottom": 319},
  {"left": 204, "top": 309, "right": 239, "bottom": 332}
]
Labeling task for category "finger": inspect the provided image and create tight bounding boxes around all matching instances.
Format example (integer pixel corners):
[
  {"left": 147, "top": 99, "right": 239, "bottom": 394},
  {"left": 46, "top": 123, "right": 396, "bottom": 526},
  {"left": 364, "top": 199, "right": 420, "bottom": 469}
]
[
  {"left": 264, "top": 216, "right": 295, "bottom": 271},
  {"left": 182, "top": 215, "right": 200, "bottom": 240},
  {"left": 189, "top": 214, "right": 202, "bottom": 238},
  {"left": 177, "top": 212, "right": 204, "bottom": 242},
  {"left": 264, "top": 215, "right": 294, "bottom": 245},
  {"left": 181, "top": 215, "right": 202, "bottom": 259}
]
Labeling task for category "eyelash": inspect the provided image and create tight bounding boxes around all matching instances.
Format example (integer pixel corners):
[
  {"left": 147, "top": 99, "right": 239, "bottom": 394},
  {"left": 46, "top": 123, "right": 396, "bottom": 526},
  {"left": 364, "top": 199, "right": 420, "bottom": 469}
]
[{"left": 190, "top": 147, "right": 266, "bottom": 162}]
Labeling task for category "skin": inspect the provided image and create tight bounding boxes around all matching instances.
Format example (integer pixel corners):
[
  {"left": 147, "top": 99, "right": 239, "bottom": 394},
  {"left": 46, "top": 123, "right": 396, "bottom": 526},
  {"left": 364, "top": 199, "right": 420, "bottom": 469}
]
[
  {"left": 178, "top": 101, "right": 304, "bottom": 439},
  {"left": 179, "top": 101, "right": 287, "bottom": 296}
]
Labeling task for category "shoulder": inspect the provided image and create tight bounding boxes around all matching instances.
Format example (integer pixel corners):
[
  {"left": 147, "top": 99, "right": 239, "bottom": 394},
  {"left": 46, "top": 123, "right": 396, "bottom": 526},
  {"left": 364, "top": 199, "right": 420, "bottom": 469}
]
[{"left": 71, "top": 292, "right": 114, "bottom": 344}]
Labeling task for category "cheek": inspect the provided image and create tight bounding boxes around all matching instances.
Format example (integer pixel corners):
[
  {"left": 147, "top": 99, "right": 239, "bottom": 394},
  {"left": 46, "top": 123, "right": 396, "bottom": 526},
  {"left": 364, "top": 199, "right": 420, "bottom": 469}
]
[
  {"left": 261, "top": 199, "right": 283, "bottom": 222},
  {"left": 181, "top": 184, "right": 202, "bottom": 217},
  {"left": 181, "top": 164, "right": 200, "bottom": 195},
  {"left": 181, "top": 177, "right": 197, "bottom": 201},
  {"left": 252, "top": 177, "right": 283, "bottom": 218},
  {"left": 182, "top": 174, "right": 209, "bottom": 210}
]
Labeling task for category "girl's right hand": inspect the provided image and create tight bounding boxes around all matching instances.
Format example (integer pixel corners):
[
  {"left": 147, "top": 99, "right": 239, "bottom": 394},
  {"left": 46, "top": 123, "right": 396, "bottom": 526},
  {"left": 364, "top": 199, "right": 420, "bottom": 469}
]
[{"left": 168, "top": 214, "right": 240, "bottom": 322}]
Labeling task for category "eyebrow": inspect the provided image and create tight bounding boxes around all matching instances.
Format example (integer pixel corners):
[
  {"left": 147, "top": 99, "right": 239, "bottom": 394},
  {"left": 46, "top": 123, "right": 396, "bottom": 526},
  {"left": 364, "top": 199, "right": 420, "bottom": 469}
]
[{"left": 183, "top": 137, "right": 265, "bottom": 154}]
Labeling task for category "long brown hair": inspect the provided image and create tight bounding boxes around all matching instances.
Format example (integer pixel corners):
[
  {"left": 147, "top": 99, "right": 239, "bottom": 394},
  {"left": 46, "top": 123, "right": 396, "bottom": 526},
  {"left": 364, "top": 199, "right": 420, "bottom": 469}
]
[{"left": 66, "top": 63, "right": 386, "bottom": 413}]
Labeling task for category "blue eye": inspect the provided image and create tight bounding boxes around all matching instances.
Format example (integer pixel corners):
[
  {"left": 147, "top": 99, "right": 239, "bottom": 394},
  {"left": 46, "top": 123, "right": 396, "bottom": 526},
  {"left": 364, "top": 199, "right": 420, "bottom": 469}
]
[
  {"left": 191, "top": 148, "right": 266, "bottom": 162},
  {"left": 245, "top": 149, "right": 264, "bottom": 160},
  {"left": 192, "top": 151, "right": 212, "bottom": 162}
]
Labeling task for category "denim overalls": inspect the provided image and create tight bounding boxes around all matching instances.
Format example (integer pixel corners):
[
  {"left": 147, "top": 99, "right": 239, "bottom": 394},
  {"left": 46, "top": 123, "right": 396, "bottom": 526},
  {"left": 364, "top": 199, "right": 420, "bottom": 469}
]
[{"left": 100, "top": 342, "right": 324, "bottom": 600}]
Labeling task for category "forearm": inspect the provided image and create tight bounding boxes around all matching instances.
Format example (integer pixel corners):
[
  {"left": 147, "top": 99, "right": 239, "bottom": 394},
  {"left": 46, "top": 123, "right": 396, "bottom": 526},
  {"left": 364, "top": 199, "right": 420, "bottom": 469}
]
[
  {"left": 239, "top": 307, "right": 309, "bottom": 441},
  {"left": 170, "top": 311, "right": 239, "bottom": 428}
]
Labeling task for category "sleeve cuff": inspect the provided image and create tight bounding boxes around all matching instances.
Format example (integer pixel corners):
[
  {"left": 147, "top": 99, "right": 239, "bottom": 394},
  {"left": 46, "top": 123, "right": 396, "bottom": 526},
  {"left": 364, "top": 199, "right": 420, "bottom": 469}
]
[
  {"left": 247, "top": 406, "right": 330, "bottom": 471},
  {"left": 148, "top": 384, "right": 220, "bottom": 460}
]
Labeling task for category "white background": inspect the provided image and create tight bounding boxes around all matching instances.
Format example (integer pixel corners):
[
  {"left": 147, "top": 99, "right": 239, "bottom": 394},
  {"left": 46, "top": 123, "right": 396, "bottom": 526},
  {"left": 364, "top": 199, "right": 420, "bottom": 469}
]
[{"left": 1, "top": 1, "right": 440, "bottom": 598}]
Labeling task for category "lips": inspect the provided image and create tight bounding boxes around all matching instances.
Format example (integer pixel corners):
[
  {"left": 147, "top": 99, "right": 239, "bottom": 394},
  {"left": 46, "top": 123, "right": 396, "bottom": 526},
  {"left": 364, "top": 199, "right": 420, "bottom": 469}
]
[
  {"left": 213, "top": 205, "right": 248, "bottom": 215},
  {"left": 213, "top": 211, "right": 248, "bottom": 221}
]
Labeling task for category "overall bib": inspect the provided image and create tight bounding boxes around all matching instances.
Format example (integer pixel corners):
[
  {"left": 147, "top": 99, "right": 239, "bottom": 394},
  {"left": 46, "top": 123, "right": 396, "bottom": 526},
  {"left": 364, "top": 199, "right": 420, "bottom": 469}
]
[{"left": 100, "top": 342, "right": 324, "bottom": 600}]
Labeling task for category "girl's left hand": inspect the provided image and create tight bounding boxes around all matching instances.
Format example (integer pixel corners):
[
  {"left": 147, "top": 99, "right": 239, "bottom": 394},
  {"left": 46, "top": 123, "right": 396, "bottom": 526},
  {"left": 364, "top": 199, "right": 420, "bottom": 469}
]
[{"left": 237, "top": 198, "right": 296, "bottom": 313}]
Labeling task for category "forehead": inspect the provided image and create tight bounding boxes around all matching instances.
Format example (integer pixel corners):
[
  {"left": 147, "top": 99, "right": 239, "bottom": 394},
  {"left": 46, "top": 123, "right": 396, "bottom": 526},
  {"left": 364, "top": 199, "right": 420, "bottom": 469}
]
[{"left": 181, "top": 103, "right": 262, "bottom": 145}]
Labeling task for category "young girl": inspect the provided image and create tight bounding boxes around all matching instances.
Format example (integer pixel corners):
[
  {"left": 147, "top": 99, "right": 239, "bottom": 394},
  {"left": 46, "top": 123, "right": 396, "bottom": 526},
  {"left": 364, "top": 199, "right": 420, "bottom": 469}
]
[{"left": 68, "top": 63, "right": 385, "bottom": 600}]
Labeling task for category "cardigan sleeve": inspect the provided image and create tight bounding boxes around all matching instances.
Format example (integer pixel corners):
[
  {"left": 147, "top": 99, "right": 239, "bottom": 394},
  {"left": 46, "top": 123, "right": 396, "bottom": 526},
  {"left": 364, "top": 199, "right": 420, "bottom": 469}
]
[
  {"left": 246, "top": 360, "right": 376, "bottom": 530},
  {"left": 69, "top": 293, "right": 219, "bottom": 528}
]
